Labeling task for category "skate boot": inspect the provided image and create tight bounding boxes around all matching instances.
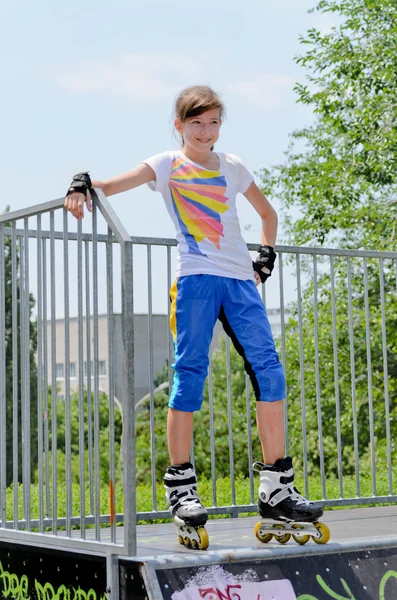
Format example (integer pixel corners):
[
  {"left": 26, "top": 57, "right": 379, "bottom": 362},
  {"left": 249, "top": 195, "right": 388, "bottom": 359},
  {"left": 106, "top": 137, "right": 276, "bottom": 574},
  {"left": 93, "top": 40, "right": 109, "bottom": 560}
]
[
  {"left": 164, "top": 462, "right": 209, "bottom": 550},
  {"left": 253, "top": 457, "right": 330, "bottom": 545}
]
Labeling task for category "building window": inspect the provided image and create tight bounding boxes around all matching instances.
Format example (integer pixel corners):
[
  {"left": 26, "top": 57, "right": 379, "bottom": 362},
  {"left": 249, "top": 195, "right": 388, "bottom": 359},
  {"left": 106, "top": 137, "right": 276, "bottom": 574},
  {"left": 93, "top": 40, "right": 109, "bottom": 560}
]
[
  {"left": 56, "top": 363, "right": 76, "bottom": 378},
  {"left": 84, "top": 361, "right": 106, "bottom": 377}
]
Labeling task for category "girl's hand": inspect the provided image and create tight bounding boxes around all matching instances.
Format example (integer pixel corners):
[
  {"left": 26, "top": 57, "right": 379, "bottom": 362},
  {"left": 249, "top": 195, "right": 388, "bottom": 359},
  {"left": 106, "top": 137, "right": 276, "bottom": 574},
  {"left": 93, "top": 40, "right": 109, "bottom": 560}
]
[
  {"left": 254, "top": 271, "right": 261, "bottom": 286},
  {"left": 64, "top": 189, "right": 92, "bottom": 220}
]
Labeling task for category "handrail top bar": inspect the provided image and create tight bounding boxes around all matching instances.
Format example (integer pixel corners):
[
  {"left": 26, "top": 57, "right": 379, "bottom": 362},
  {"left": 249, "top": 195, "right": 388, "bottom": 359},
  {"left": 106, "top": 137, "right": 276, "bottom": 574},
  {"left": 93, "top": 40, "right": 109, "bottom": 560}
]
[
  {"left": 2, "top": 197, "right": 397, "bottom": 259},
  {"left": 129, "top": 236, "right": 397, "bottom": 259},
  {"left": 0, "top": 191, "right": 132, "bottom": 245},
  {"left": 0, "top": 198, "right": 65, "bottom": 223}
]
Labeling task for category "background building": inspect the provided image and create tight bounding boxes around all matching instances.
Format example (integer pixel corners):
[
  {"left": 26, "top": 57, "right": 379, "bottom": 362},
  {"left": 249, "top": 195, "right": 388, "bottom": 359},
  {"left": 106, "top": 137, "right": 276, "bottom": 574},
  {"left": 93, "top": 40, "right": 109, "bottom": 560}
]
[{"left": 47, "top": 309, "right": 281, "bottom": 403}]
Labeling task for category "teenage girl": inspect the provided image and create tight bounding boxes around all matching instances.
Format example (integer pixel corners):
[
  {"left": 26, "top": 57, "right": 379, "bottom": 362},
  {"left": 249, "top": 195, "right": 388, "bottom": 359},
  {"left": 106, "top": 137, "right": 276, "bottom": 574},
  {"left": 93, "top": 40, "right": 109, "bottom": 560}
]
[{"left": 64, "top": 85, "right": 324, "bottom": 549}]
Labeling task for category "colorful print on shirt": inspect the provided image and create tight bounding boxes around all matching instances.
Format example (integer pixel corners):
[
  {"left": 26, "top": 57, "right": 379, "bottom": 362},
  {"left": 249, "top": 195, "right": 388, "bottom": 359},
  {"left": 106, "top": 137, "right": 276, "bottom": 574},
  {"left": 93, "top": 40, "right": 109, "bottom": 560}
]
[{"left": 169, "top": 156, "right": 229, "bottom": 255}]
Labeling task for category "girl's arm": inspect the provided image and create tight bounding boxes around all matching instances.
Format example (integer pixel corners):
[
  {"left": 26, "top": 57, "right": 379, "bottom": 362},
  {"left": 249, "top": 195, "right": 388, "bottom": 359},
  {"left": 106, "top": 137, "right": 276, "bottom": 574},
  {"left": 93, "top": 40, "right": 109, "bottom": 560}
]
[
  {"left": 64, "top": 163, "right": 156, "bottom": 220},
  {"left": 243, "top": 181, "right": 278, "bottom": 247}
]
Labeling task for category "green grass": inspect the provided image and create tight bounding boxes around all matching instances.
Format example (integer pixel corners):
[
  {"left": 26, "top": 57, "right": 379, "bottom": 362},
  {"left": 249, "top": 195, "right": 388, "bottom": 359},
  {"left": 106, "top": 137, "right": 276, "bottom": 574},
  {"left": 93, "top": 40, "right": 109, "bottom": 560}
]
[{"left": 5, "top": 466, "right": 397, "bottom": 530}]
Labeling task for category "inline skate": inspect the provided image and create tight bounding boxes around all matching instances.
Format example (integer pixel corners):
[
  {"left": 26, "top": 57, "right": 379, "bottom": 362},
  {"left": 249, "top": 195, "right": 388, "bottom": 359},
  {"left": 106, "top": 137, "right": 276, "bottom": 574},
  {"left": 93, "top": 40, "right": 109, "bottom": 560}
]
[
  {"left": 253, "top": 457, "right": 330, "bottom": 545},
  {"left": 164, "top": 462, "right": 209, "bottom": 550}
]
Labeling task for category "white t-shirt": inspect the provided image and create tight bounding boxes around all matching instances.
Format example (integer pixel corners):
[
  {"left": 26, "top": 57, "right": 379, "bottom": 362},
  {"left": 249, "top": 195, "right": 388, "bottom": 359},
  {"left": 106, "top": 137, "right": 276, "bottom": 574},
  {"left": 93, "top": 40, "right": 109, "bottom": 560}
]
[{"left": 143, "top": 150, "right": 255, "bottom": 281}]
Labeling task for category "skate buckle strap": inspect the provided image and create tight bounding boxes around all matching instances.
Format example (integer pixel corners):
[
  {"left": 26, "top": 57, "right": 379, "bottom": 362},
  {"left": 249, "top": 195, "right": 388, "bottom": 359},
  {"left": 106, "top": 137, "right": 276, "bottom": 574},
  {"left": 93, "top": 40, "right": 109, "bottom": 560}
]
[{"left": 268, "top": 488, "right": 292, "bottom": 507}]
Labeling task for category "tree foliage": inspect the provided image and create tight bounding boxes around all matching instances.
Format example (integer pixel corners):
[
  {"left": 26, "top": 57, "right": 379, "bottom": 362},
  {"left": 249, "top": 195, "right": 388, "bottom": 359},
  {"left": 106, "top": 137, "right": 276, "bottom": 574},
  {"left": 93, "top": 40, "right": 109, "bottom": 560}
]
[
  {"left": 261, "top": 0, "right": 397, "bottom": 249},
  {"left": 3, "top": 214, "right": 38, "bottom": 486}
]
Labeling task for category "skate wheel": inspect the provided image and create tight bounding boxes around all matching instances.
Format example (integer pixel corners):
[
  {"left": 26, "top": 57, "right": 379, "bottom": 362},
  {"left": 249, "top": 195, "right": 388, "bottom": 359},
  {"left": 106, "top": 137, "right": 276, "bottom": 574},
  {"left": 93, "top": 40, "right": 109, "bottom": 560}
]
[
  {"left": 177, "top": 535, "right": 184, "bottom": 546},
  {"left": 254, "top": 521, "right": 272, "bottom": 544},
  {"left": 292, "top": 524, "right": 310, "bottom": 545},
  {"left": 197, "top": 527, "right": 209, "bottom": 550},
  {"left": 312, "top": 522, "right": 331, "bottom": 545},
  {"left": 273, "top": 524, "right": 291, "bottom": 544},
  {"left": 184, "top": 536, "right": 192, "bottom": 548}
]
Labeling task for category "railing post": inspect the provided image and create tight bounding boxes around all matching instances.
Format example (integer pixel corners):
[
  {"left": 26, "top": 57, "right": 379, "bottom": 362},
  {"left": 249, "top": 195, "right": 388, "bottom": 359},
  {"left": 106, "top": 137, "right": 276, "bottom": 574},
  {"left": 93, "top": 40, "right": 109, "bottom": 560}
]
[{"left": 121, "top": 240, "right": 136, "bottom": 555}]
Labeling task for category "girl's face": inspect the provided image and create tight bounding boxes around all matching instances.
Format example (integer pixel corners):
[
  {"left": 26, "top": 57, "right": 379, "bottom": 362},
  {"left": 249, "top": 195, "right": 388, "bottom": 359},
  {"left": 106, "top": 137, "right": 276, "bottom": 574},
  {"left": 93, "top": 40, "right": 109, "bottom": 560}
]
[{"left": 175, "top": 108, "right": 222, "bottom": 155}]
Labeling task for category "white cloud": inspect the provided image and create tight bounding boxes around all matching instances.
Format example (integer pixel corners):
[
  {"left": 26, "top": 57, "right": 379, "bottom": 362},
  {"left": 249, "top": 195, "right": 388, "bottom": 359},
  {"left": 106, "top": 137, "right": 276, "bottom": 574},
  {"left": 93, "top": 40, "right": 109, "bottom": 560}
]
[
  {"left": 56, "top": 52, "right": 203, "bottom": 102},
  {"left": 55, "top": 52, "right": 296, "bottom": 112},
  {"left": 227, "top": 73, "right": 296, "bottom": 110}
]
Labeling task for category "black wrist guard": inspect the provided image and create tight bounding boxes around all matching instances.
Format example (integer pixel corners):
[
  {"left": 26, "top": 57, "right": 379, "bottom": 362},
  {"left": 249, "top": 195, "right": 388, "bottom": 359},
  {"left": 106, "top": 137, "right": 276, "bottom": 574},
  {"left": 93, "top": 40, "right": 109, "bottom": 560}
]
[
  {"left": 66, "top": 172, "right": 92, "bottom": 197},
  {"left": 253, "top": 245, "right": 277, "bottom": 283}
]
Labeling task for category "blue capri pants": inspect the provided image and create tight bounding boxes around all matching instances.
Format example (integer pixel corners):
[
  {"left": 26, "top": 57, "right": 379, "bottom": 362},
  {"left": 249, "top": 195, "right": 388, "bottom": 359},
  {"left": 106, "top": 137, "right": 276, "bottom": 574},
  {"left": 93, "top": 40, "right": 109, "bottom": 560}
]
[{"left": 169, "top": 274, "right": 286, "bottom": 412}]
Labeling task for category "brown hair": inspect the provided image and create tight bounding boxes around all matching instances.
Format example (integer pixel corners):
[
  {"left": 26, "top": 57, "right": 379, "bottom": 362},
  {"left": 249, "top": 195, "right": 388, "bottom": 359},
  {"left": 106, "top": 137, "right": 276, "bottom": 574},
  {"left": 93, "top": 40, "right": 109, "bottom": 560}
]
[{"left": 175, "top": 85, "right": 225, "bottom": 121}]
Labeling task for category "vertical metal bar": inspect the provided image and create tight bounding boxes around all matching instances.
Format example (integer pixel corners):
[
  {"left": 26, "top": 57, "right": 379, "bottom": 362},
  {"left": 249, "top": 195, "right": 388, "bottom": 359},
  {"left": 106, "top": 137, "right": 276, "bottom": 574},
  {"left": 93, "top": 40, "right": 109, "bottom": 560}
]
[
  {"left": 330, "top": 256, "right": 343, "bottom": 497},
  {"left": 225, "top": 337, "right": 236, "bottom": 507},
  {"left": 92, "top": 203, "right": 101, "bottom": 540},
  {"left": 278, "top": 253, "right": 288, "bottom": 455},
  {"left": 296, "top": 254, "right": 308, "bottom": 498},
  {"left": 19, "top": 235, "right": 26, "bottom": 526},
  {"left": 245, "top": 374, "right": 255, "bottom": 504},
  {"left": 379, "top": 258, "right": 392, "bottom": 494},
  {"left": 166, "top": 247, "right": 173, "bottom": 398},
  {"left": 42, "top": 238, "right": 50, "bottom": 519},
  {"left": 107, "top": 227, "right": 116, "bottom": 543},
  {"left": 313, "top": 256, "right": 326, "bottom": 499},
  {"left": 208, "top": 348, "right": 217, "bottom": 506},
  {"left": 84, "top": 239, "right": 94, "bottom": 516},
  {"left": 24, "top": 220, "right": 31, "bottom": 529},
  {"left": 147, "top": 245, "right": 157, "bottom": 511},
  {"left": 37, "top": 216, "right": 44, "bottom": 532},
  {"left": 363, "top": 258, "right": 376, "bottom": 496},
  {"left": 0, "top": 224, "right": 6, "bottom": 528},
  {"left": 50, "top": 211, "right": 57, "bottom": 534},
  {"left": 77, "top": 221, "right": 85, "bottom": 537},
  {"left": 63, "top": 210, "right": 72, "bottom": 536},
  {"left": 261, "top": 278, "right": 266, "bottom": 307},
  {"left": 11, "top": 223, "right": 19, "bottom": 528},
  {"left": 347, "top": 257, "right": 360, "bottom": 497},
  {"left": 121, "top": 240, "right": 136, "bottom": 554}
]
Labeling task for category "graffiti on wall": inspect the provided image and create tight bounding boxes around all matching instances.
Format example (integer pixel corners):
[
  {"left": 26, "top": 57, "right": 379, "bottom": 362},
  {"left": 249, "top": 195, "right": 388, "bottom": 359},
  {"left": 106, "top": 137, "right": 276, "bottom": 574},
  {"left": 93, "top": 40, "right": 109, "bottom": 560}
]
[
  {"left": 153, "top": 548, "right": 397, "bottom": 600},
  {"left": 0, "top": 561, "right": 107, "bottom": 600}
]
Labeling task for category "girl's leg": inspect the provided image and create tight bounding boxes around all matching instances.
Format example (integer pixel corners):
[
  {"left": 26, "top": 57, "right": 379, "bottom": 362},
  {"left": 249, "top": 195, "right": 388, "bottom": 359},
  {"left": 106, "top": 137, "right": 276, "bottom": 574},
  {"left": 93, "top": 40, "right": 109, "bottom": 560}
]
[
  {"left": 256, "top": 400, "right": 284, "bottom": 465},
  {"left": 167, "top": 408, "right": 194, "bottom": 465},
  {"left": 221, "top": 279, "right": 323, "bottom": 526},
  {"left": 219, "top": 278, "right": 286, "bottom": 464},
  {"left": 165, "top": 275, "right": 220, "bottom": 536}
]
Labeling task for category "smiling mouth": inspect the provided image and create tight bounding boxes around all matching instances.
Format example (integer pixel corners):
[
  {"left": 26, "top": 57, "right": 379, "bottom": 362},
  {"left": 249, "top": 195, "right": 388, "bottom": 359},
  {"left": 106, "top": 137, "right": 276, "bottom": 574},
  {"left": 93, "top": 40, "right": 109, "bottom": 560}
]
[{"left": 197, "top": 138, "right": 211, "bottom": 143}]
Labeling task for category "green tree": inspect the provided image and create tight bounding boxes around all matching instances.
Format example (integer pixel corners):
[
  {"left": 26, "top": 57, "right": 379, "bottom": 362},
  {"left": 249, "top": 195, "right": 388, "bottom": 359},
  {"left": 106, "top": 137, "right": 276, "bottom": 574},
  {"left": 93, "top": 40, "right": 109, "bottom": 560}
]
[
  {"left": 34, "top": 390, "right": 123, "bottom": 486},
  {"left": 258, "top": 0, "right": 397, "bottom": 482},
  {"left": 261, "top": 0, "right": 397, "bottom": 249},
  {"left": 135, "top": 342, "right": 262, "bottom": 485},
  {"left": 3, "top": 214, "right": 38, "bottom": 486}
]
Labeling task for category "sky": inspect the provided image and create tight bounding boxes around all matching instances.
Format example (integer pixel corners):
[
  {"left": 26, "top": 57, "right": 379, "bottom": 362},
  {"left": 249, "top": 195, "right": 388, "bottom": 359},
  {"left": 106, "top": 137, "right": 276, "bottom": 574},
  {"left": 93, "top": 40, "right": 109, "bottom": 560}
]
[{"left": 0, "top": 0, "right": 336, "bottom": 314}]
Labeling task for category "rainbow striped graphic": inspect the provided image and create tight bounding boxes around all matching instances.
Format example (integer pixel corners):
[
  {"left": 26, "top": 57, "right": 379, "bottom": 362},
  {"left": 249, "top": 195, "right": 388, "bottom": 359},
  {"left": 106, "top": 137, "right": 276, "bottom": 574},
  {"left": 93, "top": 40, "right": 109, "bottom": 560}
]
[{"left": 169, "top": 156, "right": 229, "bottom": 255}]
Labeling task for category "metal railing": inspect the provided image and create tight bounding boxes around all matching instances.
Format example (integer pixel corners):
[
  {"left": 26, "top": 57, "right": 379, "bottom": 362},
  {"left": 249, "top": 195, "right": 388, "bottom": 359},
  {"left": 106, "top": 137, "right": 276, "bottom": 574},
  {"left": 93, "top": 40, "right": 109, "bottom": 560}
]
[
  {"left": 0, "top": 190, "right": 396, "bottom": 557},
  {"left": 132, "top": 238, "right": 397, "bottom": 519},
  {"left": 0, "top": 191, "right": 136, "bottom": 555}
]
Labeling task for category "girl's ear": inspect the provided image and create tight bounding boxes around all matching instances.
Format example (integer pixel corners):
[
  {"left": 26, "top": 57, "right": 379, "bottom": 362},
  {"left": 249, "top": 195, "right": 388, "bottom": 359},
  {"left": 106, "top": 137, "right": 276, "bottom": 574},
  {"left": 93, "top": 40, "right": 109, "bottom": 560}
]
[{"left": 174, "top": 118, "right": 183, "bottom": 134}]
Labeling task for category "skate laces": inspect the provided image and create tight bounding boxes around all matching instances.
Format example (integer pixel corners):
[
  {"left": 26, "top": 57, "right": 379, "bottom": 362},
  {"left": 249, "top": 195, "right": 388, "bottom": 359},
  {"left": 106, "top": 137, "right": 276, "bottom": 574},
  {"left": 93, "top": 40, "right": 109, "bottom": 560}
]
[{"left": 290, "top": 486, "right": 313, "bottom": 506}]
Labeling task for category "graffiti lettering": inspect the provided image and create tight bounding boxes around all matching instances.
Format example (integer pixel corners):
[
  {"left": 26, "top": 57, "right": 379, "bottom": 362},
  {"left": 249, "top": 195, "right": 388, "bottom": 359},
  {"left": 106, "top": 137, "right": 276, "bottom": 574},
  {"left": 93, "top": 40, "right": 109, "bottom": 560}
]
[
  {"left": 0, "top": 561, "right": 106, "bottom": 600},
  {"left": 198, "top": 585, "right": 242, "bottom": 600},
  {"left": 297, "top": 568, "right": 397, "bottom": 600},
  {"left": 0, "top": 562, "right": 30, "bottom": 600},
  {"left": 35, "top": 581, "right": 105, "bottom": 600},
  {"left": 379, "top": 570, "right": 397, "bottom": 600}
]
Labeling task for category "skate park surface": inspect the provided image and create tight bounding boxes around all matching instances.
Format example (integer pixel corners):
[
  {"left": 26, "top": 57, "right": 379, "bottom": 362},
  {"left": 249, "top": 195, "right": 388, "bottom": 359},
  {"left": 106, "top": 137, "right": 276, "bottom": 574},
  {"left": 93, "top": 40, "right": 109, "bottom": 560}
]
[
  {"left": 92, "top": 505, "right": 397, "bottom": 598},
  {"left": 118, "top": 505, "right": 397, "bottom": 599}
]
